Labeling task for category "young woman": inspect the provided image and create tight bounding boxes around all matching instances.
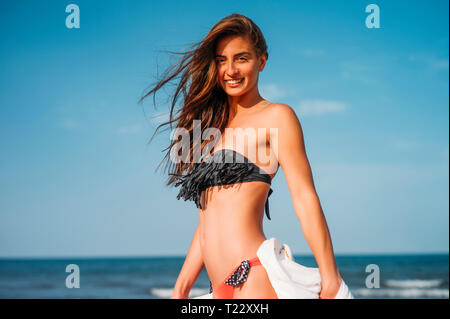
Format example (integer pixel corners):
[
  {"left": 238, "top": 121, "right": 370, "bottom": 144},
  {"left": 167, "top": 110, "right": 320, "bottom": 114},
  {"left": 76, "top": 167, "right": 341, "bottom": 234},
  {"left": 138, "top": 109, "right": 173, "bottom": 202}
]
[{"left": 140, "top": 13, "right": 344, "bottom": 299}]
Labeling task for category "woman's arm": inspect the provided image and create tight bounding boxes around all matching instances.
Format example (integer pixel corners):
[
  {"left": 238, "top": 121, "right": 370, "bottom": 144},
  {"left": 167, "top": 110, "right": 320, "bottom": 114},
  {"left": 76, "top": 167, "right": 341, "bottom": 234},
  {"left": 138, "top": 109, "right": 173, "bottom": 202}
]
[
  {"left": 270, "top": 104, "right": 342, "bottom": 299},
  {"left": 171, "top": 224, "right": 204, "bottom": 299}
]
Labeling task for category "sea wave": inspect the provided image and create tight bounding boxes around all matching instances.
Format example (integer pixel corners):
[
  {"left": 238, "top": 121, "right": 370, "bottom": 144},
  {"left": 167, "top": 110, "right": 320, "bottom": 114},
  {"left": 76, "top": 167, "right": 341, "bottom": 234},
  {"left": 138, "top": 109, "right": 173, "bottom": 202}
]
[
  {"left": 384, "top": 279, "right": 444, "bottom": 289},
  {"left": 150, "top": 287, "right": 209, "bottom": 299},
  {"left": 353, "top": 288, "right": 449, "bottom": 298}
]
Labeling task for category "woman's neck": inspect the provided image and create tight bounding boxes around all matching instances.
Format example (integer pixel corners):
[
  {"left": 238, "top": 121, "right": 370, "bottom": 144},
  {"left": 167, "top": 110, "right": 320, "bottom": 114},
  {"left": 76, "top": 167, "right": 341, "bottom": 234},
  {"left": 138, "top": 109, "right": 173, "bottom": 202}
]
[{"left": 227, "top": 90, "right": 265, "bottom": 118}]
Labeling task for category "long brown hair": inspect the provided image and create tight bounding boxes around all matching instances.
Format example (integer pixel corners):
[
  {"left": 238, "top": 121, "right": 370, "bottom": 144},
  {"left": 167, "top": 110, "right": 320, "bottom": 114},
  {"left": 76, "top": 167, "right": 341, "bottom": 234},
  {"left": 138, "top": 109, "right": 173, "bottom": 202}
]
[{"left": 138, "top": 13, "right": 269, "bottom": 186}]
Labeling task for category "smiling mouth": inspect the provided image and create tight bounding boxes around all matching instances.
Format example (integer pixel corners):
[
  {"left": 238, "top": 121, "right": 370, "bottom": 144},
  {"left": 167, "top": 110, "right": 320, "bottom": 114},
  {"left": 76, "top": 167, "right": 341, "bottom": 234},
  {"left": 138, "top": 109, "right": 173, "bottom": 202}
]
[{"left": 225, "top": 78, "right": 243, "bottom": 85}]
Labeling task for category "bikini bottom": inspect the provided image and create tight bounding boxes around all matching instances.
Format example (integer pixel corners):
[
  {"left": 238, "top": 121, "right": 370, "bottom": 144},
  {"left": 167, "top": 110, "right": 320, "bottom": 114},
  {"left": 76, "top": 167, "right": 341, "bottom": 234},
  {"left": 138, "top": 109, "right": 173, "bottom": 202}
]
[
  {"left": 194, "top": 238, "right": 354, "bottom": 299},
  {"left": 210, "top": 256, "right": 262, "bottom": 299}
]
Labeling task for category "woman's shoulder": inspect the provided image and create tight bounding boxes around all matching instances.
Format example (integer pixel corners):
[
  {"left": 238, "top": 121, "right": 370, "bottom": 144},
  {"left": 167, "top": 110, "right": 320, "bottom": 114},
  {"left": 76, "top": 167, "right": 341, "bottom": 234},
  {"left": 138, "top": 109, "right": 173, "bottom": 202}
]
[{"left": 263, "top": 102, "right": 300, "bottom": 124}]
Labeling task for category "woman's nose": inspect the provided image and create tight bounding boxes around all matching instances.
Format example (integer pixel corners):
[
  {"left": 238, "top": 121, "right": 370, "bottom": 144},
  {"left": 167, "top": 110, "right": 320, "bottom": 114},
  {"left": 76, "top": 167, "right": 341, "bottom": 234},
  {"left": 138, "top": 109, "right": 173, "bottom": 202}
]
[{"left": 226, "top": 61, "right": 239, "bottom": 76}]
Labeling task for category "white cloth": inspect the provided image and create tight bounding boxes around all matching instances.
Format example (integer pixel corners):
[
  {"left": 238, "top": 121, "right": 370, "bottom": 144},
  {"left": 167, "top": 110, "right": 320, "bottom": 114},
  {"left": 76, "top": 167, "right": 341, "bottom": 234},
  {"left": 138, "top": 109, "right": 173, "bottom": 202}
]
[{"left": 193, "top": 237, "right": 353, "bottom": 299}]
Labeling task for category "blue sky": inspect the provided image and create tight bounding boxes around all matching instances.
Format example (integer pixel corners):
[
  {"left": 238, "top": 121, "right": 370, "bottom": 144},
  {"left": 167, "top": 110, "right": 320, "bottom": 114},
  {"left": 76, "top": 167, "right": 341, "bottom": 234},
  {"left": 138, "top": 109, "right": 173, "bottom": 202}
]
[{"left": 0, "top": 0, "right": 448, "bottom": 258}]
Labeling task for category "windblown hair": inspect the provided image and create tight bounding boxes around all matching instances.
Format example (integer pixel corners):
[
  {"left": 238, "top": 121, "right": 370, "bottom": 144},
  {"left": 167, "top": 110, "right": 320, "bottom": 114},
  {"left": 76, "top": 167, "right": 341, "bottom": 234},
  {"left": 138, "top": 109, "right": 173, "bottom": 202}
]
[{"left": 138, "top": 13, "right": 269, "bottom": 186}]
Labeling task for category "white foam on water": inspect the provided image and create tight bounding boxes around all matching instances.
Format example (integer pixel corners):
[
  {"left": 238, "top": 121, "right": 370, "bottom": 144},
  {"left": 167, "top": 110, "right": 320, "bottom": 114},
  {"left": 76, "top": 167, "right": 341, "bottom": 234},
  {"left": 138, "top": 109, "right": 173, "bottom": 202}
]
[
  {"left": 353, "top": 288, "right": 449, "bottom": 298},
  {"left": 385, "top": 279, "right": 444, "bottom": 289},
  {"left": 150, "top": 287, "right": 209, "bottom": 298}
]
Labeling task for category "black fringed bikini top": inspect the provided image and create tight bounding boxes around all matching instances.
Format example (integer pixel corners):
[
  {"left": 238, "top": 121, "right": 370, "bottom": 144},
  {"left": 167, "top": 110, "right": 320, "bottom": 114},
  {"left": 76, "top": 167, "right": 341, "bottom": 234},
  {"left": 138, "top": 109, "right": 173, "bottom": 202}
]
[{"left": 170, "top": 149, "right": 275, "bottom": 220}]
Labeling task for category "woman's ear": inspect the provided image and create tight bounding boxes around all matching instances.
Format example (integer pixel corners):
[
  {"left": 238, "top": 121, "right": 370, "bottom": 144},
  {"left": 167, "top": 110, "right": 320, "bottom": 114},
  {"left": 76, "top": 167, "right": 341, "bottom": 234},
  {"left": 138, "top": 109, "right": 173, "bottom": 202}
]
[{"left": 259, "top": 53, "right": 268, "bottom": 72}]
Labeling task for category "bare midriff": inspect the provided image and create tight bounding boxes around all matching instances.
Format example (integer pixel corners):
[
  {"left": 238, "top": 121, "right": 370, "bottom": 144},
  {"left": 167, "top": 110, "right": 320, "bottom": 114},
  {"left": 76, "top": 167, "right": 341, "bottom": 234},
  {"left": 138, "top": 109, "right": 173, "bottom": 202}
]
[{"left": 198, "top": 180, "right": 272, "bottom": 289}]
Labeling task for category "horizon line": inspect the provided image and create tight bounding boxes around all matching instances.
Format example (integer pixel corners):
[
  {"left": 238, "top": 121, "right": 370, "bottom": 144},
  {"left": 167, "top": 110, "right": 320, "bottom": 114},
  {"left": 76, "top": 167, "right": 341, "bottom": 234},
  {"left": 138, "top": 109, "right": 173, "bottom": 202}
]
[{"left": 0, "top": 251, "right": 448, "bottom": 260}]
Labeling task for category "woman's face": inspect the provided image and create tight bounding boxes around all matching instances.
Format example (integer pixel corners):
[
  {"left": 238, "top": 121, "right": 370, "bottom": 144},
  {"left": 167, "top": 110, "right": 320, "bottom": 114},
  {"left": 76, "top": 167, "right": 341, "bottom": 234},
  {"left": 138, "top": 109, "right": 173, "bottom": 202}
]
[{"left": 215, "top": 35, "right": 267, "bottom": 97}]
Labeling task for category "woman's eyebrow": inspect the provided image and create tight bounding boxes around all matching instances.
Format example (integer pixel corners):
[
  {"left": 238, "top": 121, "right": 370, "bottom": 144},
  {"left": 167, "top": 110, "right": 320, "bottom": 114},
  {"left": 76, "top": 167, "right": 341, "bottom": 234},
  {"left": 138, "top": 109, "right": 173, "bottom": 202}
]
[{"left": 215, "top": 51, "right": 252, "bottom": 58}]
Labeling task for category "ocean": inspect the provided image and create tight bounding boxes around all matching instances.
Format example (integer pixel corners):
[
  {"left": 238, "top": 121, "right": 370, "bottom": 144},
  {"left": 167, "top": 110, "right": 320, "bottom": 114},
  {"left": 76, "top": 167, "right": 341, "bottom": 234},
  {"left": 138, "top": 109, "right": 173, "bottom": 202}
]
[{"left": 0, "top": 254, "right": 448, "bottom": 299}]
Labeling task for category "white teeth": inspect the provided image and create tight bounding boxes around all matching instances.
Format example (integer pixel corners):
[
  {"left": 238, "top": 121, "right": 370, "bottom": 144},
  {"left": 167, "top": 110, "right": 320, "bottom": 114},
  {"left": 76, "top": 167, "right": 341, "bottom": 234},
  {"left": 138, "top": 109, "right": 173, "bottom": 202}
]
[{"left": 227, "top": 79, "right": 242, "bottom": 84}]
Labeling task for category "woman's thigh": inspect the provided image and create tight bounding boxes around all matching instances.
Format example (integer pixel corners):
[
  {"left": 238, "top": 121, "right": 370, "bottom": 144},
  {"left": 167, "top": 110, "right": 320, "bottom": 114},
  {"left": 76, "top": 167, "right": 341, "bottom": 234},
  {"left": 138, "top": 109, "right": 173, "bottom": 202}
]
[{"left": 232, "top": 265, "right": 278, "bottom": 299}]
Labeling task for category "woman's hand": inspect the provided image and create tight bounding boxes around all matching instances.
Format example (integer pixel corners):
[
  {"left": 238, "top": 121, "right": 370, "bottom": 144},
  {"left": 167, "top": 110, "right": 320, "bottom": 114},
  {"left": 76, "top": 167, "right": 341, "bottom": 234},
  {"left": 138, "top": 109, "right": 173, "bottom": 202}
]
[{"left": 319, "top": 277, "right": 342, "bottom": 299}]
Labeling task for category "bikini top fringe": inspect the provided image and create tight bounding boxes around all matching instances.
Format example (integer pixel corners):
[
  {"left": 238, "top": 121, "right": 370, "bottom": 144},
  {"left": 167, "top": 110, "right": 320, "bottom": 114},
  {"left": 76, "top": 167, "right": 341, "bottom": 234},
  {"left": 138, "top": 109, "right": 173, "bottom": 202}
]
[{"left": 169, "top": 149, "right": 274, "bottom": 220}]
